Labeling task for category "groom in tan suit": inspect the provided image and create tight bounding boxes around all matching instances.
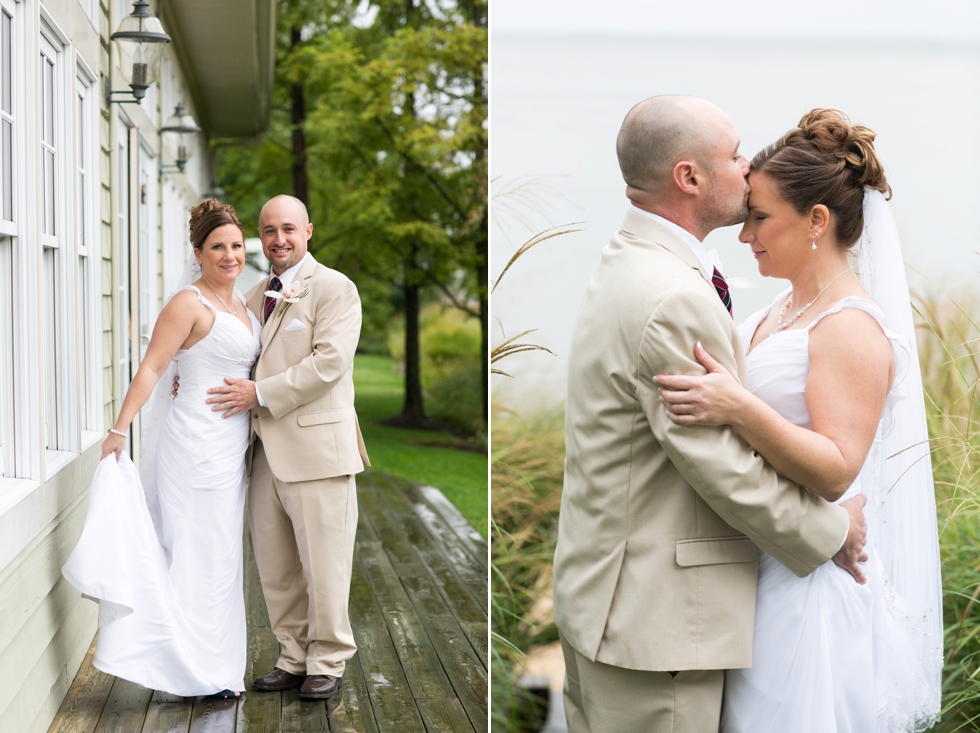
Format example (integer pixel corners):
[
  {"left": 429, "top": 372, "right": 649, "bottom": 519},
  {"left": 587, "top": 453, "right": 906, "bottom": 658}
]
[
  {"left": 208, "top": 194, "right": 369, "bottom": 700},
  {"left": 552, "top": 97, "right": 869, "bottom": 732}
]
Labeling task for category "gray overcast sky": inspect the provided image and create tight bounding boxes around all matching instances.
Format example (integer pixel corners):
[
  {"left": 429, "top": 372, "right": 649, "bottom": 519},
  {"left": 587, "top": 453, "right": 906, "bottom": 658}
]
[{"left": 491, "top": 0, "right": 980, "bottom": 41}]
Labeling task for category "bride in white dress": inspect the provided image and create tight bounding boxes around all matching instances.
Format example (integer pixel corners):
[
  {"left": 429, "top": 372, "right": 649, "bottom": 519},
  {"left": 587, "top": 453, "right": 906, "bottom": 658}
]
[
  {"left": 657, "top": 110, "right": 942, "bottom": 732},
  {"left": 63, "top": 200, "right": 260, "bottom": 698}
]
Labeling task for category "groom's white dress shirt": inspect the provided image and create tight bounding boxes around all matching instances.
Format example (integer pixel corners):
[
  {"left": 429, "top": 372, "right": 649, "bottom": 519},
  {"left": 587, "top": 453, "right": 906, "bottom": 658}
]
[
  {"left": 254, "top": 252, "right": 311, "bottom": 408},
  {"left": 630, "top": 204, "right": 715, "bottom": 276}
]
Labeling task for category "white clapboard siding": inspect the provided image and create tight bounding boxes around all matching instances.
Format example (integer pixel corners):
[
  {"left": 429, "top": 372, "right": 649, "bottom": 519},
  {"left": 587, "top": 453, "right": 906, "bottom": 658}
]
[{"left": 0, "top": 492, "right": 96, "bottom": 732}]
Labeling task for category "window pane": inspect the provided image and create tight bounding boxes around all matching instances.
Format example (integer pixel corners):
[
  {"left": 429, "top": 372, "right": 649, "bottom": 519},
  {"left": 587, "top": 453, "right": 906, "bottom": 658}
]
[
  {"left": 43, "top": 246, "right": 58, "bottom": 450},
  {"left": 43, "top": 57, "right": 53, "bottom": 145},
  {"left": 79, "top": 254, "right": 91, "bottom": 429},
  {"left": 0, "top": 236, "right": 11, "bottom": 475},
  {"left": 44, "top": 149, "right": 54, "bottom": 235},
  {"left": 2, "top": 119, "right": 10, "bottom": 222},
  {"left": 1, "top": 12, "right": 10, "bottom": 115}
]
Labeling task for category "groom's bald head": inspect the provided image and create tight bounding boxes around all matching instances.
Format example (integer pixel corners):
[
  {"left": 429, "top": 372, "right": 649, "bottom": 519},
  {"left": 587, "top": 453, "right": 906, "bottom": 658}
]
[{"left": 616, "top": 96, "right": 729, "bottom": 197}]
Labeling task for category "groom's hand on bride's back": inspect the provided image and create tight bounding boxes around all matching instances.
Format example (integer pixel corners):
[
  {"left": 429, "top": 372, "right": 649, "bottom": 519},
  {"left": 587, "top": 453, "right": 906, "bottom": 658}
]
[{"left": 832, "top": 494, "right": 869, "bottom": 584}]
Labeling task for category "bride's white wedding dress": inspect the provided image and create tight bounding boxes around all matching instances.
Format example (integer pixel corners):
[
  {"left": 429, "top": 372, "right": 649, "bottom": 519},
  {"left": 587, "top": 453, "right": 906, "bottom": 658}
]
[
  {"left": 63, "top": 286, "right": 261, "bottom": 696},
  {"left": 721, "top": 295, "right": 929, "bottom": 733}
]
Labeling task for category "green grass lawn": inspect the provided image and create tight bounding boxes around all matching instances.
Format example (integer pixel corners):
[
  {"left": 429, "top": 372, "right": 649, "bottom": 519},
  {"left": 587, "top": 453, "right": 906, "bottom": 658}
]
[{"left": 353, "top": 354, "right": 487, "bottom": 538}]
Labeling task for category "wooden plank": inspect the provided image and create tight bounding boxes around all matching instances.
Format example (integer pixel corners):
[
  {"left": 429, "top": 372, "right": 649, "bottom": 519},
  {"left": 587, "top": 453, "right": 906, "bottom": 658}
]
[
  {"left": 351, "top": 625, "right": 425, "bottom": 733},
  {"left": 326, "top": 652, "right": 378, "bottom": 733},
  {"left": 355, "top": 486, "right": 427, "bottom": 580},
  {"left": 141, "top": 690, "right": 192, "bottom": 733},
  {"left": 92, "top": 678, "right": 153, "bottom": 733},
  {"left": 362, "top": 477, "right": 487, "bottom": 618},
  {"left": 416, "top": 617, "right": 488, "bottom": 733},
  {"left": 349, "top": 547, "right": 386, "bottom": 629},
  {"left": 358, "top": 543, "right": 458, "bottom": 701},
  {"left": 458, "top": 621, "right": 488, "bottom": 671},
  {"left": 402, "top": 575, "right": 486, "bottom": 669},
  {"left": 416, "top": 698, "right": 475, "bottom": 733},
  {"left": 354, "top": 484, "right": 380, "bottom": 543},
  {"left": 188, "top": 696, "right": 238, "bottom": 733},
  {"left": 401, "top": 481, "right": 487, "bottom": 570},
  {"left": 281, "top": 687, "right": 327, "bottom": 731},
  {"left": 241, "top": 626, "right": 282, "bottom": 733},
  {"left": 46, "top": 636, "right": 113, "bottom": 733},
  {"left": 243, "top": 517, "right": 271, "bottom": 629},
  {"left": 373, "top": 474, "right": 486, "bottom": 573}
]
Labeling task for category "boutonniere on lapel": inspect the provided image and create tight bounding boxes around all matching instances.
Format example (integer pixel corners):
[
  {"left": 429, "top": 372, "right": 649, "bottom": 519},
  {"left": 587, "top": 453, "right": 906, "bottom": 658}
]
[{"left": 265, "top": 278, "right": 310, "bottom": 318}]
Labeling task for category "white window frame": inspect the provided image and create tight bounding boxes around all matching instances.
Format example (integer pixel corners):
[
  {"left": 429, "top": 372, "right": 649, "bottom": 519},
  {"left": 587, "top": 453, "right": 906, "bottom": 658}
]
[
  {"left": 39, "top": 16, "right": 77, "bottom": 470},
  {"left": 0, "top": 0, "right": 37, "bottom": 490},
  {"left": 76, "top": 53, "right": 101, "bottom": 447},
  {"left": 0, "top": 0, "right": 16, "bottom": 480}
]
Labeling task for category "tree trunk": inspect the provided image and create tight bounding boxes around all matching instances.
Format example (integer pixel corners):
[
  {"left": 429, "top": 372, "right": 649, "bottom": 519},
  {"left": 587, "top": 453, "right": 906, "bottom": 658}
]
[
  {"left": 380, "top": 253, "right": 437, "bottom": 430},
  {"left": 466, "top": 0, "right": 488, "bottom": 426},
  {"left": 477, "top": 217, "right": 488, "bottom": 425},
  {"left": 290, "top": 26, "right": 308, "bottom": 204},
  {"left": 401, "top": 269, "right": 425, "bottom": 421}
]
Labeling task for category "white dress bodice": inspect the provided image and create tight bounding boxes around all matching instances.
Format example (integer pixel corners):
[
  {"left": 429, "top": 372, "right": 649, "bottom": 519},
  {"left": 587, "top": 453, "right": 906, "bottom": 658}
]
[{"left": 722, "top": 293, "right": 922, "bottom": 733}]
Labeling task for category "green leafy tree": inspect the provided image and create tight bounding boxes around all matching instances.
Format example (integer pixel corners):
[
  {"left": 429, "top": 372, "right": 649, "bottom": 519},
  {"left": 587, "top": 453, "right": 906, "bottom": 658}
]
[{"left": 217, "top": 0, "right": 487, "bottom": 430}]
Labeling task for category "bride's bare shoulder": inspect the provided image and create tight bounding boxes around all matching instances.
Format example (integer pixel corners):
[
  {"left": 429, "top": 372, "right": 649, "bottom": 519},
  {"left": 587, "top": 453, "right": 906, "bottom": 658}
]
[{"left": 159, "top": 289, "right": 212, "bottom": 324}]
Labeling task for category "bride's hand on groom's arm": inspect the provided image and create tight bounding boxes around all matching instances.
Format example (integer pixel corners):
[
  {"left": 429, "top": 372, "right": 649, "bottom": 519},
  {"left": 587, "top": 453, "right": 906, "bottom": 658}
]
[
  {"left": 832, "top": 494, "right": 869, "bottom": 585},
  {"left": 655, "top": 342, "right": 745, "bottom": 427}
]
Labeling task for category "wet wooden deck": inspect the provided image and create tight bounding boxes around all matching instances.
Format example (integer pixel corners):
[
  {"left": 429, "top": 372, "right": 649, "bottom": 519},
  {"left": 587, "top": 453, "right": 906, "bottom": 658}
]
[{"left": 46, "top": 471, "right": 488, "bottom": 733}]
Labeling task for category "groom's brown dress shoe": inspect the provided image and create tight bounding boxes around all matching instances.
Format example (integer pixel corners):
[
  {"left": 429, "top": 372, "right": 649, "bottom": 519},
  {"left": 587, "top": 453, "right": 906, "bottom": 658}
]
[
  {"left": 252, "top": 667, "right": 305, "bottom": 691},
  {"left": 298, "top": 674, "right": 343, "bottom": 700}
]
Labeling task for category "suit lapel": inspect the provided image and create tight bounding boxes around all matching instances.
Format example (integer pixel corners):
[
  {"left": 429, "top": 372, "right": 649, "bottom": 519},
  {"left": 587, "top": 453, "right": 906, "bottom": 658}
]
[
  {"left": 247, "top": 277, "right": 271, "bottom": 326},
  {"left": 261, "top": 255, "right": 318, "bottom": 350},
  {"left": 621, "top": 209, "right": 712, "bottom": 285}
]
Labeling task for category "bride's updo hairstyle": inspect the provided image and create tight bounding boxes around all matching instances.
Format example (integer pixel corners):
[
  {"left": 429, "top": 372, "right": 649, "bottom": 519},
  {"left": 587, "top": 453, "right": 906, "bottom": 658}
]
[
  {"left": 189, "top": 199, "right": 245, "bottom": 250},
  {"left": 751, "top": 109, "right": 891, "bottom": 249}
]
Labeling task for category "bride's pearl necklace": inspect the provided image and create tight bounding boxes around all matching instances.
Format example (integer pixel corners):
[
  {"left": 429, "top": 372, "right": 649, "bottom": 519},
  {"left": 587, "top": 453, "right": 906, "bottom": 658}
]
[
  {"left": 202, "top": 278, "right": 239, "bottom": 316},
  {"left": 769, "top": 267, "right": 852, "bottom": 337}
]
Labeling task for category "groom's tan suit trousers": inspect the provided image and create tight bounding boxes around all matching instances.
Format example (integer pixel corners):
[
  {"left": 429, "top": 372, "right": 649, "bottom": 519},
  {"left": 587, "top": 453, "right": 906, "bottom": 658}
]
[
  {"left": 553, "top": 210, "right": 850, "bottom": 732},
  {"left": 245, "top": 256, "right": 370, "bottom": 678}
]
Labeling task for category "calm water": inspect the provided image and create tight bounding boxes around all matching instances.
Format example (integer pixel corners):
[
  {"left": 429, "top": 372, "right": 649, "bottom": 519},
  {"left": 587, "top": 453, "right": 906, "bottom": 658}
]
[{"left": 490, "top": 34, "right": 980, "bottom": 401}]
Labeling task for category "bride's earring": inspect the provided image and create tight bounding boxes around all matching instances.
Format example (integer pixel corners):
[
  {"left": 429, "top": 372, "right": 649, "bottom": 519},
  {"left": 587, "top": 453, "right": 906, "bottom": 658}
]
[{"left": 811, "top": 238, "right": 817, "bottom": 250}]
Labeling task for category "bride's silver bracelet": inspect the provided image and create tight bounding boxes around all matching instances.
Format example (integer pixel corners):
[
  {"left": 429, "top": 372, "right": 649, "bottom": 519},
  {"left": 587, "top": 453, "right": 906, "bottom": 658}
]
[{"left": 108, "top": 428, "right": 128, "bottom": 438}]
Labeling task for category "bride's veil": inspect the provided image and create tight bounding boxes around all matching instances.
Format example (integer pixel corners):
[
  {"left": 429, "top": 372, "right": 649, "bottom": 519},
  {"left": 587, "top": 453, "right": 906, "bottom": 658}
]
[
  {"left": 855, "top": 188, "right": 942, "bottom": 729},
  {"left": 137, "top": 254, "right": 201, "bottom": 542}
]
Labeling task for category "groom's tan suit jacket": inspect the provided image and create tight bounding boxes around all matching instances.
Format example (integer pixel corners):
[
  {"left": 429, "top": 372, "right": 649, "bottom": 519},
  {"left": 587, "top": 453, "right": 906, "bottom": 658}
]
[
  {"left": 245, "top": 255, "right": 370, "bottom": 481},
  {"left": 553, "top": 209, "right": 849, "bottom": 672}
]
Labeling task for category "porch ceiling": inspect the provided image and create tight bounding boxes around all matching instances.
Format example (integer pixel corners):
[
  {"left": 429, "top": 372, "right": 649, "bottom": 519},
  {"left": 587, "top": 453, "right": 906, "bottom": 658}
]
[{"left": 161, "top": 0, "right": 275, "bottom": 141}]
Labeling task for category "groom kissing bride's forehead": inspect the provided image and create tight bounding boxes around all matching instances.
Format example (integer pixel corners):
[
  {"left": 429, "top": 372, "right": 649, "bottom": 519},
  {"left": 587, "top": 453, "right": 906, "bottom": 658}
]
[
  {"left": 616, "top": 97, "right": 751, "bottom": 237},
  {"left": 552, "top": 96, "right": 941, "bottom": 733}
]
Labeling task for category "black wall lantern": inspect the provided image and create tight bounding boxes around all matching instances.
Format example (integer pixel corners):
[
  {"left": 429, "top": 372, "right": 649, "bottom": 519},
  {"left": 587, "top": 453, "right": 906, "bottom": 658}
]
[
  {"left": 105, "top": 1, "right": 171, "bottom": 106},
  {"left": 160, "top": 103, "right": 202, "bottom": 173}
]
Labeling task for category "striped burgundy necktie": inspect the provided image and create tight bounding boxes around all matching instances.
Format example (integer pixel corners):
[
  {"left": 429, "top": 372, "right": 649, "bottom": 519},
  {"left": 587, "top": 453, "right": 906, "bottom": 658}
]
[
  {"left": 712, "top": 266, "right": 733, "bottom": 318},
  {"left": 263, "top": 276, "right": 282, "bottom": 323}
]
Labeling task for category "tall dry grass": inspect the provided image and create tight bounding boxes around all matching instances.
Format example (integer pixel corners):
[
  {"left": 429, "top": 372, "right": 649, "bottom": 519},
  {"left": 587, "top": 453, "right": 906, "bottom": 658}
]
[
  {"left": 491, "top": 405, "right": 565, "bottom": 730},
  {"left": 915, "top": 291, "right": 980, "bottom": 731},
  {"left": 491, "top": 290, "right": 980, "bottom": 731}
]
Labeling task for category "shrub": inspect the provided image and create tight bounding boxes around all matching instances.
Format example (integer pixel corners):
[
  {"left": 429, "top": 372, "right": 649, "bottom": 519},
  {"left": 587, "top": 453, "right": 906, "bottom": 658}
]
[{"left": 387, "top": 304, "right": 483, "bottom": 436}]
